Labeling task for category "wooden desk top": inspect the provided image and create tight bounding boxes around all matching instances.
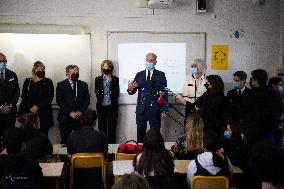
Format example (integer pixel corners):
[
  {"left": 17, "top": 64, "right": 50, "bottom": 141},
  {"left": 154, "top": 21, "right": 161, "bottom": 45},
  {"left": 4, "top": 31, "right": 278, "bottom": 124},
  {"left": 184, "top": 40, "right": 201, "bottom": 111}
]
[
  {"left": 53, "top": 142, "right": 175, "bottom": 155},
  {"left": 113, "top": 160, "right": 243, "bottom": 176},
  {"left": 39, "top": 162, "right": 64, "bottom": 177},
  {"left": 112, "top": 160, "right": 191, "bottom": 176}
]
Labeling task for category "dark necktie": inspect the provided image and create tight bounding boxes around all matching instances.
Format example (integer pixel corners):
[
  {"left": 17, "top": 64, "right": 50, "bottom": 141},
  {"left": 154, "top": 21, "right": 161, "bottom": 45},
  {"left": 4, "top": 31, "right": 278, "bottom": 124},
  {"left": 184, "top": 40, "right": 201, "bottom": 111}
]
[
  {"left": 147, "top": 70, "right": 151, "bottom": 85},
  {"left": 0, "top": 71, "right": 4, "bottom": 83},
  {"left": 238, "top": 89, "right": 241, "bottom": 96}
]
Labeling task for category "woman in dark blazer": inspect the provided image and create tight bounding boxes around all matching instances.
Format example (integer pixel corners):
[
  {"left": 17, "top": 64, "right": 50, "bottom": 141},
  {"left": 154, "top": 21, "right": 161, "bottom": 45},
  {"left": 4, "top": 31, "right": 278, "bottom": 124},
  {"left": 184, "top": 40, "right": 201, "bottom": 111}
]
[
  {"left": 95, "top": 60, "right": 119, "bottom": 144},
  {"left": 19, "top": 61, "right": 54, "bottom": 136}
]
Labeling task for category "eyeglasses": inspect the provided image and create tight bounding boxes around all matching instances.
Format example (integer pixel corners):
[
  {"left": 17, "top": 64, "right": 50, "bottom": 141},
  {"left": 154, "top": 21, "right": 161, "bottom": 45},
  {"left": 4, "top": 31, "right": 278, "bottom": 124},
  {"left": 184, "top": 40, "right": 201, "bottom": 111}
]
[{"left": 0, "top": 60, "right": 7, "bottom": 64}]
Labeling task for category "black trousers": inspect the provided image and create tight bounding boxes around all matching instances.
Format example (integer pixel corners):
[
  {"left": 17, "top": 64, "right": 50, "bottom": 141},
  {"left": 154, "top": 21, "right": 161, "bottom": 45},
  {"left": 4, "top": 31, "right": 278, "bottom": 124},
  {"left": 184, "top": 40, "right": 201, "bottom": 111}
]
[
  {"left": 59, "top": 119, "right": 82, "bottom": 144},
  {"left": 97, "top": 105, "right": 118, "bottom": 144}
]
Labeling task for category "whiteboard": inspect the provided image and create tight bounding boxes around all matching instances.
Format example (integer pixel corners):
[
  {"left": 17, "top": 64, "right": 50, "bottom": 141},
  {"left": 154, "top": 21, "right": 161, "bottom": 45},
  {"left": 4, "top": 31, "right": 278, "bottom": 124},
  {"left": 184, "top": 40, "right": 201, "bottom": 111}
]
[
  {"left": 107, "top": 31, "right": 206, "bottom": 104},
  {"left": 0, "top": 33, "right": 92, "bottom": 105}
]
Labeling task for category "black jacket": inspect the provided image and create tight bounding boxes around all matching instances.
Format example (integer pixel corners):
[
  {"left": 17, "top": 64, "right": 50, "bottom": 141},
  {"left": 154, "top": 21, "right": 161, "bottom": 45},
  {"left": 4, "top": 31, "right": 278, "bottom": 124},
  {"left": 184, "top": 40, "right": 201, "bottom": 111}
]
[
  {"left": 0, "top": 68, "right": 20, "bottom": 113},
  {"left": 0, "top": 153, "right": 43, "bottom": 189},
  {"left": 20, "top": 126, "right": 53, "bottom": 159},
  {"left": 67, "top": 126, "right": 107, "bottom": 155},
  {"left": 227, "top": 87, "right": 251, "bottom": 123},
  {"left": 19, "top": 78, "right": 54, "bottom": 128},
  {"left": 95, "top": 75, "right": 119, "bottom": 107},
  {"left": 242, "top": 86, "right": 283, "bottom": 142}
]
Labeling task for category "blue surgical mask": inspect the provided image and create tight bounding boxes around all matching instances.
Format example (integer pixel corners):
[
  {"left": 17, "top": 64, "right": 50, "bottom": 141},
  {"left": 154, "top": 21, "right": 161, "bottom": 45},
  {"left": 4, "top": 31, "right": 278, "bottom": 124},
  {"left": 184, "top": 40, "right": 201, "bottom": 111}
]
[
  {"left": 277, "top": 85, "right": 284, "bottom": 94},
  {"left": 233, "top": 81, "right": 241, "bottom": 89},
  {"left": 146, "top": 62, "right": 155, "bottom": 71},
  {"left": 0, "top": 63, "right": 6, "bottom": 71},
  {"left": 191, "top": 68, "right": 198, "bottom": 75},
  {"left": 224, "top": 130, "right": 232, "bottom": 140}
]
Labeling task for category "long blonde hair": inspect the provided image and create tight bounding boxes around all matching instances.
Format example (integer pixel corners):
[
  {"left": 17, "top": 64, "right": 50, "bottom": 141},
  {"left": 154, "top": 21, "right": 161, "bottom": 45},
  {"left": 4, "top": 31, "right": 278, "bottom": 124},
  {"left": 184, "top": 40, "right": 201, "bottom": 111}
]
[{"left": 184, "top": 113, "right": 204, "bottom": 152}]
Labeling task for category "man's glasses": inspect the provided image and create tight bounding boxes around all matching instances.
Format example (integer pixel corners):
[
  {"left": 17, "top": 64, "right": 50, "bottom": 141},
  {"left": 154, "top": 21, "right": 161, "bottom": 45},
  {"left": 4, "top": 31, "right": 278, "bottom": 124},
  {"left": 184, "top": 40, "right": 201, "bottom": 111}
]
[{"left": 0, "top": 60, "right": 7, "bottom": 64}]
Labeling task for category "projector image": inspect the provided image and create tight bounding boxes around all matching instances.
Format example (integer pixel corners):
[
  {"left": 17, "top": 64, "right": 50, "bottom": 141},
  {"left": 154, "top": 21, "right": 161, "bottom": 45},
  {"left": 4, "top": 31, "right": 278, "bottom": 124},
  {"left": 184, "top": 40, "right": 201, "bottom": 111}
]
[{"left": 148, "top": 0, "right": 173, "bottom": 9}]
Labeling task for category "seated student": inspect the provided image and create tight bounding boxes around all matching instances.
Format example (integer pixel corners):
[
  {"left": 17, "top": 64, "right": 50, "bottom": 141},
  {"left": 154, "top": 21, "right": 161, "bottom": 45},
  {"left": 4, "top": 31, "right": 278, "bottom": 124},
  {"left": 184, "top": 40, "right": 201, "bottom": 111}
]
[
  {"left": 112, "top": 173, "right": 149, "bottom": 189},
  {"left": 187, "top": 137, "right": 233, "bottom": 184},
  {"left": 133, "top": 128, "right": 175, "bottom": 189},
  {"left": 249, "top": 140, "right": 284, "bottom": 189},
  {"left": 18, "top": 113, "right": 53, "bottom": 159},
  {"left": 171, "top": 113, "right": 204, "bottom": 160},
  {"left": 66, "top": 109, "right": 107, "bottom": 189},
  {"left": 67, "top": 109, "right": 107, "bottom": 155},
  {"left": 0, "top": 128, "right": 43, "bottom": 189}
]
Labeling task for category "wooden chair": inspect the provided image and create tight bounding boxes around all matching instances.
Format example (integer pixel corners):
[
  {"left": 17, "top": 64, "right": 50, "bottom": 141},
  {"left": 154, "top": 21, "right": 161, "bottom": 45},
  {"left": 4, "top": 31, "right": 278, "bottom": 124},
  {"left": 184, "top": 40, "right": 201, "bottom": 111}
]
[
  {"left": 191, "top": 176, "right": 229, "bottom": 189},
  {"left": 115, "top": 153, "right": 137, "bottom": 160},
  {"left": 70, "top": 153, "right": 105, "bottom": 189}
]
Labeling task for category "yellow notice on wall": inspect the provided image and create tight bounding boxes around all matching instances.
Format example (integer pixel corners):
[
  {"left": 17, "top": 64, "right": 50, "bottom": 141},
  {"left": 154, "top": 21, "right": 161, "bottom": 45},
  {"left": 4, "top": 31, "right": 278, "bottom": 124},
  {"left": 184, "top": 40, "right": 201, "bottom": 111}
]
[{"left": 211, "top": 45, "right": 229, "bottom": 70}]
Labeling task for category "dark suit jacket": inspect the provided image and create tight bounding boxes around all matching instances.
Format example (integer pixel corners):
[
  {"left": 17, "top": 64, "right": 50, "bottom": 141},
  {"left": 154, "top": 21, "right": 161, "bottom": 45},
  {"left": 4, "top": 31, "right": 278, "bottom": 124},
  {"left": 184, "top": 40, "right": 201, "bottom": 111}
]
[
  {"left": 56, "top": 79, "right": 90, "bottom": 123},
  {"left": 67, "top": 126, "right": 107, "bottom": 155},
  {"left": 0, "top": 68, "right": 20, "bottom": 113},
  {"left": 227, "top": 87, "right": 251, "bottom": 123},
  {"left": 95, "top": 75, "right": 119, "bottom": 107},
  {"left": 127, "top": 69, "right": 168, "bottom": 115}
]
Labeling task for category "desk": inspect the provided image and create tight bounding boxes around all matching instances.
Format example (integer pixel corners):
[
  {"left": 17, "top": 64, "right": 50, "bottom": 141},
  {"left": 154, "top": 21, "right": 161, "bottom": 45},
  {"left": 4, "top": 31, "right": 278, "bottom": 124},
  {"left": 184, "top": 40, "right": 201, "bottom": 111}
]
[
  {"left": 113, "top": 160, "right": 243, "bottom": 176},
  {"left": 39, "top": 162, "right": 64, "bottom": 189},
  {"left": 113, "top": 160, "right": 191, "bottom": 176},
  {"left": 53, "top": 142, "right": 176, "bottom": 155}
]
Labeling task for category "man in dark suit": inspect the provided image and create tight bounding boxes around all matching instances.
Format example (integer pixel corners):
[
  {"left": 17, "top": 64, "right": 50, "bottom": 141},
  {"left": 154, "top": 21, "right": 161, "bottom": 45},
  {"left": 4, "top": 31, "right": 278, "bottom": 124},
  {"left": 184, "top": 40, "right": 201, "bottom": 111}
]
[
  {"left": 127, "top": 53, "right": 168, "bottom": 142},
  {"left": 227, "top": 71, "right": 251, "bottom": 123},
  {"left": 56, "top": 65, "right": 90, "bottom": 144},
  {"left": 0, "top": 52, "right": 20, "bottom": 150}
]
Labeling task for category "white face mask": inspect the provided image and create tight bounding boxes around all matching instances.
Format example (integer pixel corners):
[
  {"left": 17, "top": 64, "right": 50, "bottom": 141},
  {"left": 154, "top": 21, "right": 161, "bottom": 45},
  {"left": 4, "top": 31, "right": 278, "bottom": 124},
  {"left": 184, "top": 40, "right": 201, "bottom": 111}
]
[{"left": 233, "top": 81, "right": 242, "bottom": 89}]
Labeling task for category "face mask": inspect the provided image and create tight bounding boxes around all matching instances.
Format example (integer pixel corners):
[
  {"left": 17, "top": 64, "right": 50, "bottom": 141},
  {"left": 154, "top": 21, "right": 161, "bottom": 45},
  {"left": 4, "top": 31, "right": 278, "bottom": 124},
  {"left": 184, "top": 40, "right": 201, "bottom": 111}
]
[
  {"left": 191, "top": 68, "right": 198, "bottom": 75},
  {"left": 233, "top": 81, "right": 241, "bottom": 89},
  {"left": 146, "top": 62, "right": 155, "bottom": 71},
  {"left": 71, "top": 73, "right": 79, "bottom": 82},
  {"left": 102, "top": 68, "right": 112, "bottom": 75},
  {"left": 0, "top": 63, "right": 7, "bottom": 71},
  {"left": 35, "top": 71, "right": 45, "bottom": 78},
  {"left": 277, "top": 85, "right": 284, "bottom": 94},
  {"left": 224, "top": 130, "right": 232, "bottom": 140}
]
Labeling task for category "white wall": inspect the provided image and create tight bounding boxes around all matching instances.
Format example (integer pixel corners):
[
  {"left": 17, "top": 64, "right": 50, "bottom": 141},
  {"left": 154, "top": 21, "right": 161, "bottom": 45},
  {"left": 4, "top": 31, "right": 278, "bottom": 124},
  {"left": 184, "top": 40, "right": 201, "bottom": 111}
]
[{"left": 0, "top": 0, "right": 282, "bottom": 143}]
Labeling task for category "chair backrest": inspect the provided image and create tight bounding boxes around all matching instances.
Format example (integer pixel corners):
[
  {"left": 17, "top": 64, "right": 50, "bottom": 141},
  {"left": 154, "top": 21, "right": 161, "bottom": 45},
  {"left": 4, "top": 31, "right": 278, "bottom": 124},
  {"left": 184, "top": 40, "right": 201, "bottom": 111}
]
[
  {"left": 70, "top": 153, "right": 105, "bottom": 189},
  {"left": 115, "top": 153, "right": 137, "bottom": 160},
  {"left": 191, "top": 176, "right": 229, "bottom": 189}
]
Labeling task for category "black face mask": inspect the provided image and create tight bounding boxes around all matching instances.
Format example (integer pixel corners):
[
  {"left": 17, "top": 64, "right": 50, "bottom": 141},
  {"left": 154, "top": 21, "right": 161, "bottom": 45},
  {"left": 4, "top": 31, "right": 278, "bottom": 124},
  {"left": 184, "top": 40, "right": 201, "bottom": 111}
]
[
  {"left": 204, "top": 83, "right": 209, "bottom": 90},
  {"left": 102, "top": 68, "right": 112, "bottom": 75},
  {"left": 71, "top": 73, "right": 79, "bottom": 82},
  {"left": 35, "top": 71, "right": 45, "bottom": 78}
]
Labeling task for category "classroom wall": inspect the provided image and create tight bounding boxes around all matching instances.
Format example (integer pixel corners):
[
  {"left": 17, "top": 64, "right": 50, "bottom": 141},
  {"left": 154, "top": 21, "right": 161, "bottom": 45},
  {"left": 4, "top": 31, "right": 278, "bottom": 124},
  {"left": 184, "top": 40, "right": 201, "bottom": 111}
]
[{"left": 0, "top": 0, "right": 283, "bottom": 143}]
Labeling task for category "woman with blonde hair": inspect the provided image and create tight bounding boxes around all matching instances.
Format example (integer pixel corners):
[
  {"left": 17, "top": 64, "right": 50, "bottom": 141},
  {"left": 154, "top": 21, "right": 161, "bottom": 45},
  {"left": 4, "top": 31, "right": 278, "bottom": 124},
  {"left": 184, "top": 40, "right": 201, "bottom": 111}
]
[
  {"left": 18, "top": 61, "right": 54, "bottom": 136},
  {"left": 171, "top": 113, "right": 204, "bottom": 159}
]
